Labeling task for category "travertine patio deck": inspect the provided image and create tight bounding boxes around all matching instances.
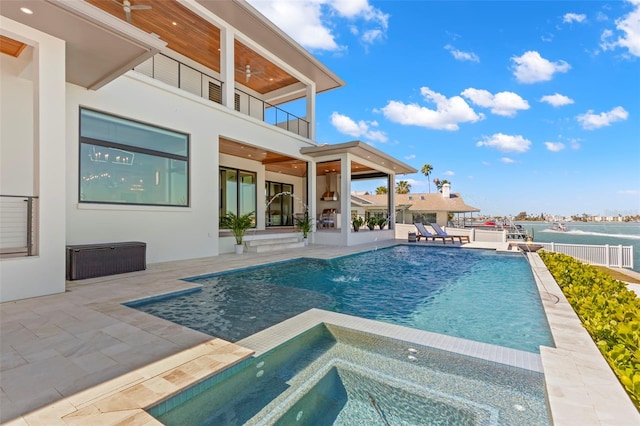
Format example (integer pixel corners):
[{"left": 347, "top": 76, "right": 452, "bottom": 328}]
[{"left": 1, "top": 240, "right": 638, "bottom": 424}]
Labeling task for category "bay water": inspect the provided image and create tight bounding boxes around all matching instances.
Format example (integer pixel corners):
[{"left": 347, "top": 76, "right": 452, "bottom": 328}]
[{"left": 516, "top": 221, "right": 640, "bottom": 272}]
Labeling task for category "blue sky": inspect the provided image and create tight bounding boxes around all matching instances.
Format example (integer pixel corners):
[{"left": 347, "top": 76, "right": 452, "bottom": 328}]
[{"left": 249, "top": 0, "right": 640, "bottom": 217}]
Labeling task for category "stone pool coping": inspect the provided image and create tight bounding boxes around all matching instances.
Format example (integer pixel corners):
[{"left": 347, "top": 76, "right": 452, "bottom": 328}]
[{"left": 1, "top": 242, "right": 638, "bottom": 424}]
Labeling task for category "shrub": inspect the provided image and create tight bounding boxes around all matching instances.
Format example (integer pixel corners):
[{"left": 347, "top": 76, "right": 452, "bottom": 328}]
[{"left": 539, "top": 251, "right": 640, "bottom": 409}]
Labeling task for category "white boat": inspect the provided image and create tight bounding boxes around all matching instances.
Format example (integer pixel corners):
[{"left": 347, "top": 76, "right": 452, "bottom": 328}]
[{"left": 549, "top": 222, "right": 568, "bottom": 232}]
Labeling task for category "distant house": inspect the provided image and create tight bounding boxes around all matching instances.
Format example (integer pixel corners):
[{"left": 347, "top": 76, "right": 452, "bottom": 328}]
[{"left": 352, "top": 184, "right": 480, "bottom": 226}]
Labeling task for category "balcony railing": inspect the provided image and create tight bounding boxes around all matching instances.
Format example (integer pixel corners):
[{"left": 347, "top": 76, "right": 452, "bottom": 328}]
[
  {"left": 134, "top": 54, "right": 310, "bottom": 138},
  {"left": 539, "top": 242, "right": 634, "bottom": 269},
  {"left": 0, "top": 195, "right": 39, "bottom": 258}
]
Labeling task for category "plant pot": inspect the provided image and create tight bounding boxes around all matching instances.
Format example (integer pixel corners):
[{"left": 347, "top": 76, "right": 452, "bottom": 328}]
[
  {"left": 234, "top": 244, "right": 244, "bottom": 254},
  {"left": 303, "top": 237, "right": 309, "bottom": 246}
]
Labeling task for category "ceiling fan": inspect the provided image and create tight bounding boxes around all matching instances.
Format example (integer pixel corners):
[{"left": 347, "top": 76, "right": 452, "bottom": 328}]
[
  {"left": 112, "top": 0, "right": 151, "bottom": 23},
  {"left": 236, "top": 64, "right": 263, "bottom": 83}
]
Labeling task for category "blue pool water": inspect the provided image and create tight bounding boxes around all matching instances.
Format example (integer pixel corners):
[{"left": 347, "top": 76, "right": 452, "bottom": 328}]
[
  {"left": 149, "top": 325, "right": 550, "bottom": 425},
  {"left": 130, "top": 245, "right": 554, "bottom": 353}
]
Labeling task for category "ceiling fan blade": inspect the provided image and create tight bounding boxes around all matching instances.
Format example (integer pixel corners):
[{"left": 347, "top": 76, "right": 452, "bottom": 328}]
[
  {"left": 112, "top": 0, "right": 123, "bottom": 6},
  {"left": 131, "top": 5, "right": 152, "bottom": 10}
]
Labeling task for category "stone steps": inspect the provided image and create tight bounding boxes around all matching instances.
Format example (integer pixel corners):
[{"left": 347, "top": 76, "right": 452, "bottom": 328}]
[{"left": 245, "top": 236, "right": 305, "bottom": 253}]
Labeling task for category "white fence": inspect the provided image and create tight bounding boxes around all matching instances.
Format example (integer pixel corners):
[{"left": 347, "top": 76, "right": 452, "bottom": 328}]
[{"left": 539, "top": 242, "right": 634, "bottom": 269}]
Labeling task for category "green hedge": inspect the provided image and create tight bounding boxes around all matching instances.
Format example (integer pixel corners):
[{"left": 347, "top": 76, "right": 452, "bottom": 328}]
[{"left": 539, "top": 251, "right": 640, "bottom": 409}]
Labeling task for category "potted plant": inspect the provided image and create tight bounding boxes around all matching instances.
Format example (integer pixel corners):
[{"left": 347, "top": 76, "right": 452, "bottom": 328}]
[
  {"left": 220, "top": 211, "right": 254, "bottom": 254},
  {"left": 295, "top": 211, "right": 312, "bottom": 245},
  {"left": 378, "top": 216, "right": 388, "bottom": 230},
  {"left": 352, "top": 216, "right": 364, "bottom": 232},
  {"left": 366, "top": 216, "right": 377, "bottom": 231}
]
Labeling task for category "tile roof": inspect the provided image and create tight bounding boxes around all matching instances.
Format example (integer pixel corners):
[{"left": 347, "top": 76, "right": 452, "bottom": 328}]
[{"left": 354, "top": 192, "right": 480, "bottom": 213}]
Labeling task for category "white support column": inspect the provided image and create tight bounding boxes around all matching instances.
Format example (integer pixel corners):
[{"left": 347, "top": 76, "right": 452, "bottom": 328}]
[
  {"left": 306, "top": 83, "right": 316, "bottom": 140},
  {"left": 220, "top": 26, "right": 235, "bottom": 109},
  {"left": 0, "top": 18, "right": 66, "bottom": 302},
  {"left": 340, "top": 154, "right": 351, "bottom": 233},
  {"left": 388, "top": 173, "right": 395, "bottom": 229},
  {"left": 308, "top": 161, "right": 317, "bottom": 235}
]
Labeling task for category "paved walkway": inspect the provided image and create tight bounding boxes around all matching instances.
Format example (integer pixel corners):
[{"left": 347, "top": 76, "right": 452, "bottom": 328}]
[{"left": 1, "top": 240, "right": 638, "bottom": 424}]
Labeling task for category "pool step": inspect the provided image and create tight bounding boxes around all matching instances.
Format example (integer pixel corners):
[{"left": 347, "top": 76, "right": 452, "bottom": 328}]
[{"left": 245, "top": 237, "right": 304, "bottom": 253}]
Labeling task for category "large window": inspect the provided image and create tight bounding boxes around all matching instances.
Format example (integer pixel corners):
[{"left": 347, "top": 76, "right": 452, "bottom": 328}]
[
  {"left": 79, "top": 108, "right": 189, "bottom": 206},
  {"left": 220, "top": 167, "right": 256, "bottom": 225}
]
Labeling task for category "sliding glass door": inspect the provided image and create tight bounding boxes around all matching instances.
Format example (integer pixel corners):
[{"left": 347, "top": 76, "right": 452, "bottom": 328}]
[{"left": 266, "top": 182, "right": 293, "bottom": 226}]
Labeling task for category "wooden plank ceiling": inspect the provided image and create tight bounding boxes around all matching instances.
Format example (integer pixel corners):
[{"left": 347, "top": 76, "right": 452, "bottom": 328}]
[
  {"left": 0, "top": 35, "right": 27, "bottom": 57},
  {"left": 220, "top": 138, "right": 307, "bottom": 177},
  {"left": 85, "top": 0, "right": 297, "bottom": 94},
  {"left": 220, "top": 139, "right": 376, "bottom": 177}
]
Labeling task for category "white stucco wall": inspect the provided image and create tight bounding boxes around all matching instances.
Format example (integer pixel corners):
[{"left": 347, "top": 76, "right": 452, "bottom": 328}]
[
  {"left": 0, "top": 46, "right": 34, "bottom": 195},
  {"left": 65, "top": 72, "right": 314, "bottom": 262},
  {"left": 0, "top": 18, "right": 66, "bottom": 302}
]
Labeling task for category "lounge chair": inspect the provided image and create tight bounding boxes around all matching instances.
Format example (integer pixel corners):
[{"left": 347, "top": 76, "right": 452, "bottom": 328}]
[
  {"left": 414, "top": 223, "right": 454, "bottom": 244},
  {"left": 430, "top": 223, "right": 470, "bottom": 244}
]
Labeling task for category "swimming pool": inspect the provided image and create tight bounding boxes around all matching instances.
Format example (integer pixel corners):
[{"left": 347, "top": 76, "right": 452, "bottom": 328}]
[
  {"left": 128, "top": 245, "right": 554, "bottom": 353},
  {"left": 149, "top": 324, "right": 550, "bottom": 425},
  {"left": 127, "top": 245, "right": 553, "bottom": 353}
]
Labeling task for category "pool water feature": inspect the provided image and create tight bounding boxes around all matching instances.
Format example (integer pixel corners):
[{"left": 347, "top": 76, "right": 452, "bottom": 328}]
[
  {"left": 129, "top": 246, "right": 553, "bottom": 353},
  {"left": 149, "top": 324, "right": 550, "bottom": 425}
]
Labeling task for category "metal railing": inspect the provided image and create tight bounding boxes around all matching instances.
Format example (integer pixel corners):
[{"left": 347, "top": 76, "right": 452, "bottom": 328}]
[
  {"left": 134, "top": 53, "right": 310, "bottom": 138},
  {"left": 539, "top": 242, "right": 634, "bottom": 269},
  {"left": 0, "top": 195, "right": 39, "bottom": 257},
  {"left": 234, "top": 89, "right": 309, "bottom": 138}
]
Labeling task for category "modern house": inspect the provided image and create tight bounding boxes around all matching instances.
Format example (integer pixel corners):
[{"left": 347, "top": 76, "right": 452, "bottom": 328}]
[
  {"left": 0, "top": 0, "right": 415, "bottom": 302},
  {"left": 351, "top": 184, "right": 480, "bottom": 226}
]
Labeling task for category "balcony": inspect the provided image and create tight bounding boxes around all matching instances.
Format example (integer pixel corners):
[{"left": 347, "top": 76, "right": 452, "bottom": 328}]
[{"left": 134, "top": 54, "right": 310, "bottom": 138}]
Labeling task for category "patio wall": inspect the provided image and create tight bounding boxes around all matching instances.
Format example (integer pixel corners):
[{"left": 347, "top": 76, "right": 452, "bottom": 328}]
[{"left": 0, "top": 18, "right": 66, "bottom": 302}]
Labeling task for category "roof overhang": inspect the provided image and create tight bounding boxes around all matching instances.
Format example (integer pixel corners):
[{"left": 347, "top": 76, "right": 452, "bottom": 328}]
[
  {"left": 196, "top": 0, "right": 345, "bottom": 95},
  {"left": 1, "top": 0, "right": 167, "bottom": 90},
  {"left": 301, "top": 141, "right": 417, "bottom": 175}
]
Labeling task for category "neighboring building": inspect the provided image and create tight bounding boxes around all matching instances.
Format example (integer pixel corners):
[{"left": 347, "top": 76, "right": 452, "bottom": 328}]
[
  {"left": 353, "top": 184, "right": 480, "bottom": 226},
  {"left": 0, "top": 0, "right": 415, "bottom": 302}
]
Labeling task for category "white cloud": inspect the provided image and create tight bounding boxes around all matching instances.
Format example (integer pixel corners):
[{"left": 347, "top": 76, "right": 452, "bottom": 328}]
[
  {"left": 545, "top": 142, "right": 566, "bottom": 152},
  {"left": 248, "top": 0, "right": 388, "bottom": 50},
  {"left": 404, "top": 154, "right": 416, "bottom": 160},
  {"left": 461, "top": 88, "right": 529, "bottom": 117},
  {"left": 618, "top": 189, "right": 640, "bottom": 195},
  {"left": 563, "top": 13, "right": 587, "bottom": 23},
  {"left": 501, "top": 157, "right": 516, "bottom": 163},
  {"left": 600, "top": 0, "right": 640, "bottom": 57},
  {"left": 511, "top": 51, "right": 571, "bottom": 83},
  {"left": 362, "top": 29, "right": 384, "bottom": 43},
  {"left": 380, "top": 87, "right": 483, "bottom": 131},
  {"left": 540, "top": 93, "right": 575, "bottom": 107},
  {"left": 444, "top": 45, "right": 479, "bottom": 62},
  {"left": 576, "top": 106, "right": 629, "bottom": 129},
  {"left": 444, "top": 170, "right": 455, "bottom": 176},
  {"left": 476, "top": 133, "right": 532, "bottom": 153},
  {"left": 330, "top": 112, "right": 388, "bottom": 142}
]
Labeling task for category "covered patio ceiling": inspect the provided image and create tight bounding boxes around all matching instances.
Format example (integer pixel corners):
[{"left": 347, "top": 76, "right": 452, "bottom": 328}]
[
  {"left": 219, "top": 139, "right": 395, "bottom": 179},
  {"left": 219, "top": 138, "right": 307, "bottom": 177}
]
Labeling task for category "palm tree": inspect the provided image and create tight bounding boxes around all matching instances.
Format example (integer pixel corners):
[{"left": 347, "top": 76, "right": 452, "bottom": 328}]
[
  {"left": 395, "top": 180, "right": 411, "bottom": 194},
  {"left": 433, "top": 178, "right": 451, "bottom": 192},
  {"left": 420, "top": 164, "right": 433, "bottom": 193},
  {"left": 375, "top": 186, "right": 388, "bottom": 195}
]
